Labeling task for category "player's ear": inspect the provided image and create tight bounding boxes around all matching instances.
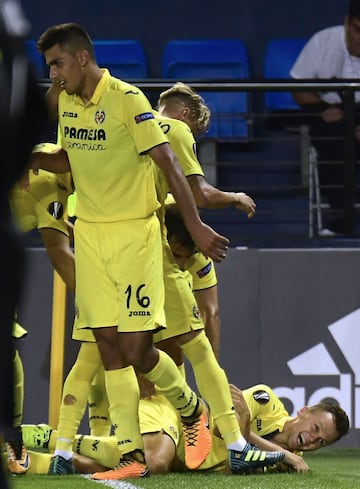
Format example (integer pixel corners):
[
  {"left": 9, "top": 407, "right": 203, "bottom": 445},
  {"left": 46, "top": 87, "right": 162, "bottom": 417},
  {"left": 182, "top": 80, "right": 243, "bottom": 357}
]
[
  {"left": 182, "top": 106, "right": 191, "bottom": 120},
  {"left": 77, "top": 50, "right": 89, "bottom": 67},
  {"left": 297, "top": 406, "right": 309, "bottom": 417}
]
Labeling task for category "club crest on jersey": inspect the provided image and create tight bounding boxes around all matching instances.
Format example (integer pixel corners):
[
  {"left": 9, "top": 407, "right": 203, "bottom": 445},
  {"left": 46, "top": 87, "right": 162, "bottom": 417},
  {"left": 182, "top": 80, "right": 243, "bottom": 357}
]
[
  {"left": 135, "top": 112, "right": 154, "bottom": 124},
  {"left": 197, "top": 261, "right": 212, "bottom": 278},
  {"left": 253, "top": 390, "right": 270, "bottom": 404},
  {"left": 48, "top": 201, "right": 64, "bottom": 220},
  {"left": 95, "top": 110, "right": 106, "bottom": 124},
  {"left": 193, "top": 305, "right": 202, "bottom": 319}
]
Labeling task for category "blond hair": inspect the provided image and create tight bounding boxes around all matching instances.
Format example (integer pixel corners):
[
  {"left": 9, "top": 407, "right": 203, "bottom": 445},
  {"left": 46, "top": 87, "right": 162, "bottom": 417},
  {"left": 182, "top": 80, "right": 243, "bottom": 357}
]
[{"left": 157, "top": 82, "right": 211, "bottom": 135}]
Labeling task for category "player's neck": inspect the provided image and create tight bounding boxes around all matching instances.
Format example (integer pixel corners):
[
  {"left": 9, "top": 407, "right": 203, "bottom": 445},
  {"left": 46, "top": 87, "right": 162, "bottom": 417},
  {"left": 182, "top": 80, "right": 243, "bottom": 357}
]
[{"left": 78, "top": 66, "right": 103, "bottom": 104}]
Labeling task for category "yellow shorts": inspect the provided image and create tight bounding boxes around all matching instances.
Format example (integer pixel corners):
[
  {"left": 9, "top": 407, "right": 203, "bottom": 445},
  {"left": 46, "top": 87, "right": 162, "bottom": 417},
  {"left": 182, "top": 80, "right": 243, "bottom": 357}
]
[
  {"left": 73, "top": 214, "right": 165, "bottom": 334},
  {"left": 72, "top": 326, "right": 95, "bottom": 342},
  {"left": 154, "top": 242, "right": 203, "bottom": 343}
]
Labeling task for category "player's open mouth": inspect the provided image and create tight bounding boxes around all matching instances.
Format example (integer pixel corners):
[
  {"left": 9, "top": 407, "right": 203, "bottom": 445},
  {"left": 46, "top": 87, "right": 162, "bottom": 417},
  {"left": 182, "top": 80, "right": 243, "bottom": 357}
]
[{"left": 298, "top": 433, "right": 303, "bottom": 447}]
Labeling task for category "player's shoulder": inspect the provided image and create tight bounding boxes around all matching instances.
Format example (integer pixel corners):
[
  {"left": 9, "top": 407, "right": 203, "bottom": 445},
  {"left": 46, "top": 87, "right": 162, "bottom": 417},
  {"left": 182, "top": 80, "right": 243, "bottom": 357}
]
[
  {"left": 156, "top": 113, "right": 193, "bottom": 135},
  {"left": 106, "top": 74, "right": 145, "bottom": 99},
  {"left": 244, "top": 384, "right": 278, "bottom": 404}
]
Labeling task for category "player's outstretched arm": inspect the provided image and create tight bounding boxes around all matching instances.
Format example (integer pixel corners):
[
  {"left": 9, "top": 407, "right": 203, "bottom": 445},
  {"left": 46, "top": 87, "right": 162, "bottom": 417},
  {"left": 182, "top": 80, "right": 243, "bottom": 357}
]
[
  {"left": 229, "top": 384, "right": 309, "bottom": 473},
  {"left": 248, "top": 432, "right": 309, "bottom": 473},
  {"left": 187, "top": 174, "right": 256, "bottom": 218},
  {"left": 18, "top": 148, "right": 70, "bottom": 191},
  {"left": 150, "top": 143, "right": 229, "bottom": 262},
  {"left": 40, "top": 228, "right": 75, "bottom": 293}
]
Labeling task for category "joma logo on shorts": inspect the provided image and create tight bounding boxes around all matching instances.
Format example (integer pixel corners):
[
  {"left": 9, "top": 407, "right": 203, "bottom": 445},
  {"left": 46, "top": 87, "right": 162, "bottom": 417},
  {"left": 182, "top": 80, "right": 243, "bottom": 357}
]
[{"left": 128, "top": 310, "right": 151, "bottom": 317}]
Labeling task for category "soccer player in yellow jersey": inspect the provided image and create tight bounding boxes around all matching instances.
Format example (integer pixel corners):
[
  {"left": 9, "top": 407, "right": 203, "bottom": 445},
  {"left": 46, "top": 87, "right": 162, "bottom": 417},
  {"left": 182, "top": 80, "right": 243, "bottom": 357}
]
[
  {"left": 11, "top": 143, "right": 75, "bottom": 292},
  {"left": 164, "top": 196, "right": 220, "bottom": 358},
  {"left": 27, "top": 22, "right": 230, "bottom": 477},
  {"left": 228, "top": 384, "right": 349, "bottom": 472},
  {"left": 156, "top": 82, "right": 256, "bottom": 361},
  {"left": 20, "top": 383, "right": 349, "bottom": 476},
  {"left": 144, "top": 92, "right": 284, "bottom": 476}
]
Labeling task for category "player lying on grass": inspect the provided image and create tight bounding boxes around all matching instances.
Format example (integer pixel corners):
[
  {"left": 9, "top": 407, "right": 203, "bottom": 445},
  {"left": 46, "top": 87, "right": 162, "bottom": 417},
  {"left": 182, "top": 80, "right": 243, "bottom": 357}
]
[{"left": 17, "top": 382, "right": 349, "bottom": 477}]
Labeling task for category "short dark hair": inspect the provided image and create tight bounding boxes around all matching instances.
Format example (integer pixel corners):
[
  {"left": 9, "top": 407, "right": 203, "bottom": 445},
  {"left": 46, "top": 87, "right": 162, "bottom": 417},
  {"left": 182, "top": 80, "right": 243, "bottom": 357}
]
[
  {"left": 348, "top": 0, "right": 360, "bottom": 19},
  {"left": 37, "top": 22, "right": 95, "bottom": 59},
  {"left": 309, "top": 402, "right": 350, "bottom": 442},
  {"left": 165, "top": 204, "right": 196, "bottom": 252}
]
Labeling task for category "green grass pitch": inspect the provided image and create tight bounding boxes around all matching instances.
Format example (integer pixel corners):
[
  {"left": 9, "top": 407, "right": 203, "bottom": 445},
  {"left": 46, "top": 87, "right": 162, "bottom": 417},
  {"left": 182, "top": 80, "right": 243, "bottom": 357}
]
[{"left": 11, "top": 448, "right": 360, "bottom": 489}]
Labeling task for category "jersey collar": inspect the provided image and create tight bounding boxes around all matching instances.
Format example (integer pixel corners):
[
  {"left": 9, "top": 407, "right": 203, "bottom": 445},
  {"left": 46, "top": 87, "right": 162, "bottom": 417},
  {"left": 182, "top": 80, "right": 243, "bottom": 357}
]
[{"left": 88, "top": 68, "right": 110, "bottom": 106}]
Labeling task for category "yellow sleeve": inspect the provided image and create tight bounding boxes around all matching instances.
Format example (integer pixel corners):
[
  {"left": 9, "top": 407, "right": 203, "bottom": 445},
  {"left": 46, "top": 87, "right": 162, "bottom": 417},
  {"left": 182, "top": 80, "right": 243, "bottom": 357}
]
[
  {"left": 166, "top": 121, "right": 204, "bottom": 177},
  {"left": 187, "top": 252, "right": 217, "bottom": 291}
]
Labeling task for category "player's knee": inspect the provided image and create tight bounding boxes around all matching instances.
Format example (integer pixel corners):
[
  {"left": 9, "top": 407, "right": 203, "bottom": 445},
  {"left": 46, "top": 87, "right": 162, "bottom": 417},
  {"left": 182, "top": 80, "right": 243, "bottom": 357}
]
[
  {"left": 125, "top": 345, "right": 158, "bottom": 372},
  {"left": 146, "top": 453, "right": 171, "bottom": 474}
]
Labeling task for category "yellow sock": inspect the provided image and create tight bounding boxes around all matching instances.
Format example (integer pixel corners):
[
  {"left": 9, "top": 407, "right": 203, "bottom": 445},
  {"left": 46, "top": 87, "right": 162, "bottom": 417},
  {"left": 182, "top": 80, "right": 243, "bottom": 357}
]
[
  {"left": 48, "top": 429, "right": 58, "bottom": 451},
  {"left": 180, "top": 331, "right": 244, "bottom": 446},
  {"left": 55, "top": 343, "right": 102, "bottom": 453},
  {"left": 105, "top": 366, "right": 143, "bottom": 455},
  {"left": 178, "top": 362, "right": 186, "bottom": 379},
  {"left": 27, "top": 451, "right": 52, "bottom": 474},
  {"left": 88, "top": 367, "right": 111, "bottom": 437},
  {"left": 73, "top": 435, "right": 118, "bottom": 468},
  {"left": 144, "top": 349, "right": 197, "bottom": 417},
  {"left": 13, "top": 350, "right": 24, "bottom": 427}
]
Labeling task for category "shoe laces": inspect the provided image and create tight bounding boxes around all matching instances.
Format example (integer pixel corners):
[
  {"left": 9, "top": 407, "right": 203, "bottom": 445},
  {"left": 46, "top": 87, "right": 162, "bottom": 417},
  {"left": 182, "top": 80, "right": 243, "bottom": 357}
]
[
  {"left": 116, "top": 457, "right": 148, "bottom": 477},
  {"left": 117, "top": 458, "right": 136, "bottom": 469},
  {"left": 183, "top": 417, "right": 202, "bottom": 447}
]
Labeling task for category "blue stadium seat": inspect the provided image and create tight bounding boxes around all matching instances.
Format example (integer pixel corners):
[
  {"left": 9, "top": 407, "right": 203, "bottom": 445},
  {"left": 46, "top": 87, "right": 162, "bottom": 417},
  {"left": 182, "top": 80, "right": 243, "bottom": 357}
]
[
  {"left": 93, "top": 40, "right": 147, "bottom": 79},
  {"left": 162, "top": 39, "right": 251, "bottom": 140},
  {"left": 25, "top": 40, "right": 46, "bottom": 79},
  {"left": 264, "top": 38, "right": 307, "bottom": 112}
]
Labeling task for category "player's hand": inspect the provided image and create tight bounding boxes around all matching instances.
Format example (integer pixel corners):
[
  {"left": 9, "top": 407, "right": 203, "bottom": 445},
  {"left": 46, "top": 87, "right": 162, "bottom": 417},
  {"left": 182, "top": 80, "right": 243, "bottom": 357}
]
[
  {"left": 283, "top": 451, "right": 309, "bottom": 473},
  {"left": 229, "top": 384, "right": 250, "bottom": 440},
  {"left": 16, "top": 169, "right": 31, "bottom": 191},
  {"left": 137, "top": 373, "right": 156, "bottom": 399},
  {"left": 17, "top": 153, "right": 41, "bottom": 191},
  {"left": 191, "top": 223, "right": 229, "bottom": 263},
  {"left": 234, "top": 192, "right": 256, "bottom": 218}
]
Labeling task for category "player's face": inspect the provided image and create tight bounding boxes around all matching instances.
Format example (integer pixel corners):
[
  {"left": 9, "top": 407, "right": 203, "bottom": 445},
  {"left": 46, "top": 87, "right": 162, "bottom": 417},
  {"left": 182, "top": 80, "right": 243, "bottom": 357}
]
[
  {"left": 287, "top": 408, "right": 339, "bottom": 451},
  {"left": 168, "top": 237, "right": 195, "bottom": 271},
  {"left": 45, "top": 43, "right": 85, "bottom": 95},
  {"left": 345, "top": 16, "right": 360, "bottom": 57}
]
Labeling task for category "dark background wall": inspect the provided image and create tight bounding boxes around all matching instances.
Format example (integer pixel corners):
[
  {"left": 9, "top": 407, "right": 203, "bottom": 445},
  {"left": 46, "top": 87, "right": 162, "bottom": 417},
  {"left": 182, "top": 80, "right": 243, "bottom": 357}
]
[{"left": 22, "top": 0, "right": 347, "bottom": 78}]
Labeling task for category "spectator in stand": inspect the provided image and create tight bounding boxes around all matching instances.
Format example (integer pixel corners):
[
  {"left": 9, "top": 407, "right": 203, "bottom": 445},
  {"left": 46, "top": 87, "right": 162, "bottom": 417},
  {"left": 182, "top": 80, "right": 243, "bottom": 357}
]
[{"left": 290, "top": 0, "right": 360, "bottom": 235}]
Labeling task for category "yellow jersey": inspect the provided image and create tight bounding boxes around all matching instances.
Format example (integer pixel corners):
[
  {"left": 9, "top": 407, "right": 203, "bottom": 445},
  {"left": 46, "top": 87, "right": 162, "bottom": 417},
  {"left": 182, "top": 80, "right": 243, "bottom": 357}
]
[
  {"left": 10, "top": 143, "right": 72, "bottom": 235},
  {"left": 58, "top": 70, "right": 167, "bottom": 222},
  {"left": 243, "top": 384, "right": 292, "bottom": 439}
]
